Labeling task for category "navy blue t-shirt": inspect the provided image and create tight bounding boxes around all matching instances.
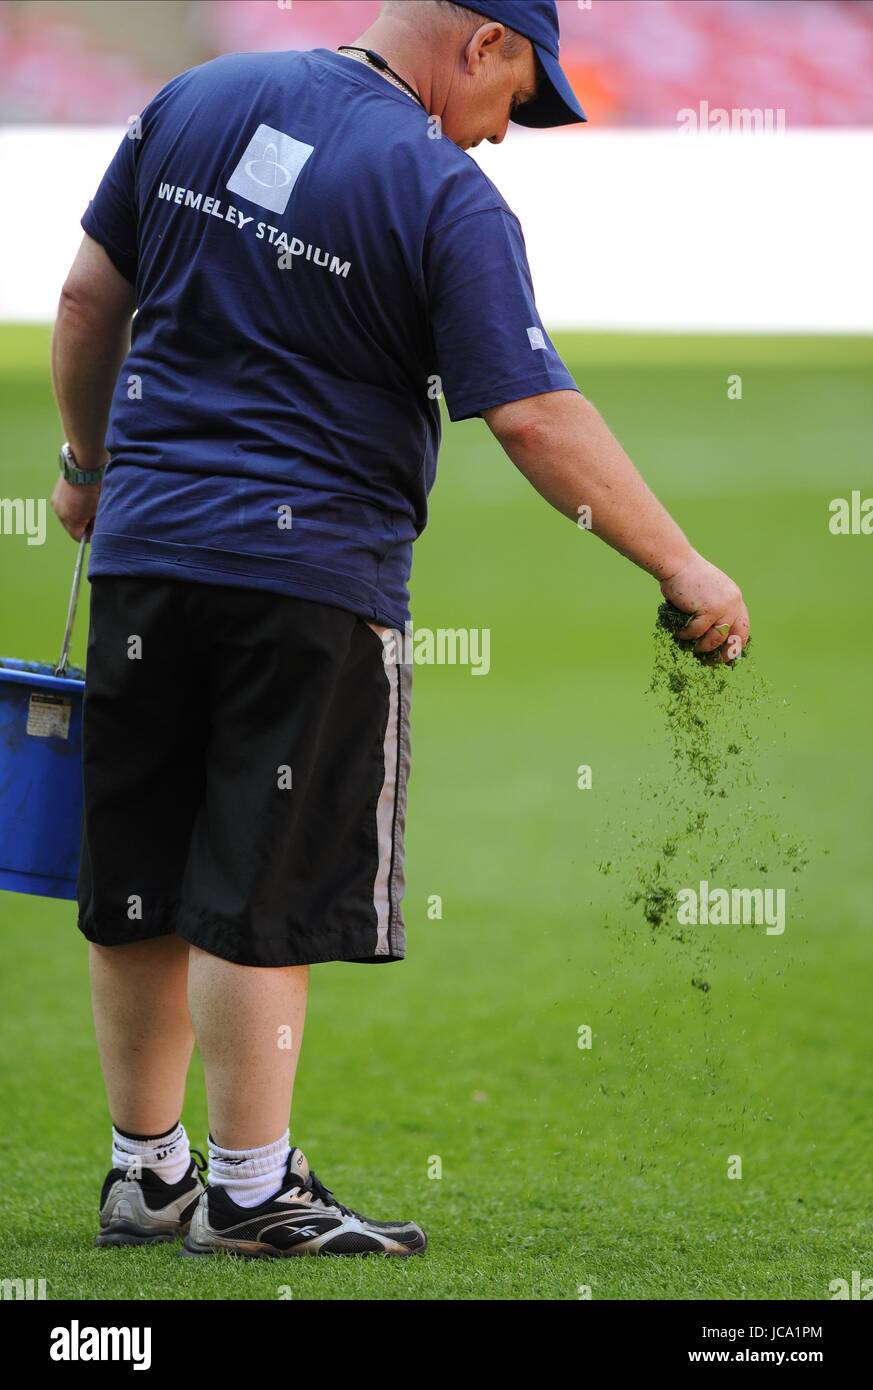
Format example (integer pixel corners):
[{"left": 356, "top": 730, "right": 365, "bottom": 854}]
[{"left": 82, "top": 48, "right": 578, "bottom": 626}]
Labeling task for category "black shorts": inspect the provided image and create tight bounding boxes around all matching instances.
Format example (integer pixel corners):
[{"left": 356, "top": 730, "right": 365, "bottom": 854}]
[{"left": 77, "top": 577, "right": 411, "bottom": 967}]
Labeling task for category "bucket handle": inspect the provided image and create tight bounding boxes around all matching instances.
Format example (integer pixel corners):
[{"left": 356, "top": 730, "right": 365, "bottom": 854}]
[{"left": 54, "top": 529, "right": 90, "bottom": 678}]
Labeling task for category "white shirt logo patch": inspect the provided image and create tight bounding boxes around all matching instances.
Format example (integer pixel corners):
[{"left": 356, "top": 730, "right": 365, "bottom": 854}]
[
  {"left": 226, "top": 123, "right": 314, "bottom": 215},
  {"left": 527, "top": 327, "right": 547, "bottom": 350}
]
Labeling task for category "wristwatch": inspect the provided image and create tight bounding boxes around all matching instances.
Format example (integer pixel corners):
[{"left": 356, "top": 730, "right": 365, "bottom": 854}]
[{"left": 59, "top": 442, "right": 106, "bottom": 486}]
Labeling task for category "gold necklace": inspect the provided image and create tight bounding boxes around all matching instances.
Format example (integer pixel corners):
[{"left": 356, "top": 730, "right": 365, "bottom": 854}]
[{"left": 337, "top": 47, "right": 423, "bottom": 108}]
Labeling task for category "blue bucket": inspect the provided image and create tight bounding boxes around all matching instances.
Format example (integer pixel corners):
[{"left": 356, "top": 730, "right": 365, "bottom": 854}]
[
  {"left": 0, "top": 658, "right": 85, "bottom": 898},
  {"left": 0, "top": 534, "right": 88, "bottom": 900}
]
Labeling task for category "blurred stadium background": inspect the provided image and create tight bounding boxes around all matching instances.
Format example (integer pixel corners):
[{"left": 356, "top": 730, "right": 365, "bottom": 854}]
[
  {"left": 3, "top": 0, "right": 873, "bottom": 125},
  {"left": 0, "top": 1, "right": 871, "bottom": 1301},
  {"left": 2, "top": 0, "right": 873, "bottom": 328}
]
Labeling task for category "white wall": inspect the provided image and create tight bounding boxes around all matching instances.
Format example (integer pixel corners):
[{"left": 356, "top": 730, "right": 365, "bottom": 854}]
[
  {"left": 1, "top": 125, "right": 871, "bottom": 332},
  {"left": 472, "top": 129, "right": 873, "bottom": 334}
]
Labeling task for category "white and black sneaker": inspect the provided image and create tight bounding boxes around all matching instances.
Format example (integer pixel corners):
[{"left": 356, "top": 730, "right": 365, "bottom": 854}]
[
  {"left": 182, "top": 1147, "right": 427, "bottom": 1258},
  {"left": 96, "top": 1151, "right": 206, "bottom": 1246}
]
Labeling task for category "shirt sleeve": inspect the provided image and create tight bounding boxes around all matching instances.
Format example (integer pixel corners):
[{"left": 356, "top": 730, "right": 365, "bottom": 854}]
[
  {"left": 81, "top": 131, "right": 139, "bottom": 285},
  {"left": 423, "top": 206, "right": 579, "bottom": 422}
]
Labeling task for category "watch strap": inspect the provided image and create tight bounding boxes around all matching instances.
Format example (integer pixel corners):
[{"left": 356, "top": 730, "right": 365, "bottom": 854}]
[{"left": 59, "top": 442, "right": 105, "bottom": 486}]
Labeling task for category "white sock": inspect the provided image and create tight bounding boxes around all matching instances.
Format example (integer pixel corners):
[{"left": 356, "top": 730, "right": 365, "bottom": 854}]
[
  {"left": 112, "top": 1121, "right": 191, "bottom": 1186},
  {"left": 208, "top": 1130, "right": 291, "bottom": 1208}
]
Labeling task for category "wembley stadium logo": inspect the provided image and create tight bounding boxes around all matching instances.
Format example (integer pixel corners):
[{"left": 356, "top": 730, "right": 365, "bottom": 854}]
[
  {"left": 244, "top": 145, "right": 292, "bottom": 189},
  {"left": 226, "top": 122, "right": 314, "bottom": 215}
]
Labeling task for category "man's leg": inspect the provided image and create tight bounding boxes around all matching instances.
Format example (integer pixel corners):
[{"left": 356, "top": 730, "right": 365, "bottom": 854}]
[
  {"left": 90, "top": 934, "right": 205, "bottom": 1244},
  {"left": 187, "top": 947, "right": 308, "bottom": 1149},
  {"left": 177, "top": 610, "right": 425, "bottom": 1256},
  {"left": 90, "top": 936, "right": 194, "bottom": 1134},
  {"left": 91, "top": 936, "right": 308, "bottom": 1149}
]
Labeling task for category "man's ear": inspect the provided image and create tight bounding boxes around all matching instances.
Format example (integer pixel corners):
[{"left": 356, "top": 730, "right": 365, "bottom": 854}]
[{"left": 465, "top": 22, "right": 507, "bottom": 74}]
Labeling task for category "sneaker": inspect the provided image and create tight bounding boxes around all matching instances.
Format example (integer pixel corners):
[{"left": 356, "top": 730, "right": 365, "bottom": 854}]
[
  {"left": 96, "top": 1151, "right": 206, "bottom": 1246},
  {"left": 181, "top": 1147, "right": 427, "bottom": 1258}
]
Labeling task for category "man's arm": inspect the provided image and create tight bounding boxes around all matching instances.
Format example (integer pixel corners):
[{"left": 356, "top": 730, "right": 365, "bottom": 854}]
[
  {"left": 483, "top": 390, "right": 750, "bottom": 657},
  {"left": 51, "top": 232, "right": 136, "bottom": 540}
]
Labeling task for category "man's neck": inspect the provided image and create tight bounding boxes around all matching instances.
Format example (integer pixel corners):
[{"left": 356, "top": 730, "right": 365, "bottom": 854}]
[{"left": 348, "top": 17, "right": 438, "bottom": 115}]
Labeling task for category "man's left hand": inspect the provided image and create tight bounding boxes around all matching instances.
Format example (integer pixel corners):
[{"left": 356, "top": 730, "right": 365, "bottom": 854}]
[{"left": 51, "top": 476, "right": 100, "bottom": 540}]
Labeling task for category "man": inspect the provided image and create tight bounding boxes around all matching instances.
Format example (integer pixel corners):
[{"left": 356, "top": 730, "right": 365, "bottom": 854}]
[{"left": 51, "top": 0, "right": 749, "bottom": 1260}]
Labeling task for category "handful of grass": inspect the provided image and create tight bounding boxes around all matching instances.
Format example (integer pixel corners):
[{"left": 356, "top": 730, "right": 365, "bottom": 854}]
[{"left": 657, "top": 601, "right": 750, "bottom": 664}]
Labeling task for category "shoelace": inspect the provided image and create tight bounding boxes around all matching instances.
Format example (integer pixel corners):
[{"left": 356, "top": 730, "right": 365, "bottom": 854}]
[{"left": 304, "top": 1170, "right": 357, "bottom": 1219}]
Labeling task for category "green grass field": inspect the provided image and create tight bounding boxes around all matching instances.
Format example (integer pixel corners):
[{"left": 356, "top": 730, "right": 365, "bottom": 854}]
[{"left": 0, "top": 325, "right": 870, "bottom": 1300}]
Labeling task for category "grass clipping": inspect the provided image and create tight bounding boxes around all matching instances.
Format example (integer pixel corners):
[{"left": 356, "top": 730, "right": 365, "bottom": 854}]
[{"left": 602, "top": 604, "right": 807, "bottom": 979}]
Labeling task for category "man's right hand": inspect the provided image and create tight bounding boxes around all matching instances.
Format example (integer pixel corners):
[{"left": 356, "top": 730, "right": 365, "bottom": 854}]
[{"left": 659, "top": 550, "right": 750, "bottom": 660}]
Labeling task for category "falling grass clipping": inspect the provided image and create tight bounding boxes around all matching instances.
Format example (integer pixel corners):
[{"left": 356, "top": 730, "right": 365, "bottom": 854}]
[{"left": 614, "top": 603, "right": 807, "bottom": 958}]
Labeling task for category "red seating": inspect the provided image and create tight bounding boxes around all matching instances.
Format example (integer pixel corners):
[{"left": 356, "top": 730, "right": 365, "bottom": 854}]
[{"left": 2, "top": 0, "right": 871, "bottom": 126}]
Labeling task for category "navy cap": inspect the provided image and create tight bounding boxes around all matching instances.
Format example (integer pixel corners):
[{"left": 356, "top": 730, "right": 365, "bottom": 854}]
[{"left": 459, "top": 0, "right": 586, "bottom": 127}]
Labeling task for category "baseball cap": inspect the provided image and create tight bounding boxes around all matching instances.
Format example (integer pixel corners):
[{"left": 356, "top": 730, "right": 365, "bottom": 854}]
[{"left": 459, "top": 0, "right": 587, "bottom": 127}]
